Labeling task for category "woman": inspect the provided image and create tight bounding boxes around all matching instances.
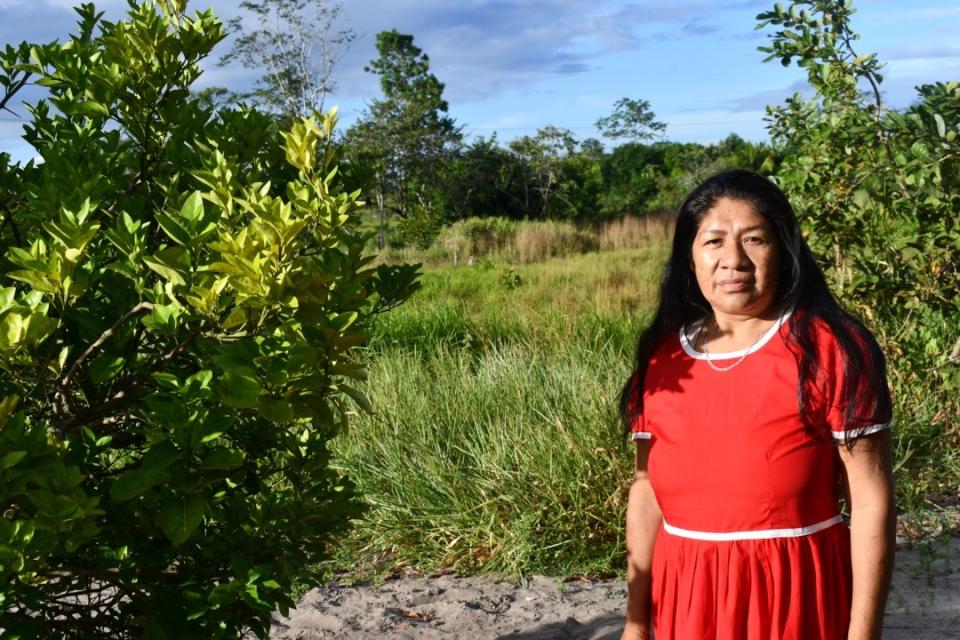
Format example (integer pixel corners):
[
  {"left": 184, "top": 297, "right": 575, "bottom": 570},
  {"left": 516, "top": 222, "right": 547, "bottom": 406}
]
[{"left": 619, "top": 170, "right": 895, "bottom": 640}]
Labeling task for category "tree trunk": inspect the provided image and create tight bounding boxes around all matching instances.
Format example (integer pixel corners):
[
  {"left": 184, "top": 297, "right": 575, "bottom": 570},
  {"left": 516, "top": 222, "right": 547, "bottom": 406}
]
[{"left": 377, "top": 174, "right": 386, "bottom": 250}]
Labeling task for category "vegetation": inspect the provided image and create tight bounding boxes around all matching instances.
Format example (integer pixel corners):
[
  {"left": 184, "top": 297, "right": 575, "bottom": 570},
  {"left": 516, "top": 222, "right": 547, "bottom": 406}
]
[
  {"left": 323, "top": 0, "right": 958, "bottom": 580},
  {"left": 375, "top": 214, "right": 673, "bottom": 267},
  {"left": 346, "top": 30, "right": 462, "bottom": 249},
  {"left": 220, "top": 0, "right": 356, "bottom": 117},
  {"left": 595, "top": 97, "right": 667, "bottom": 143},
  {"left": 0, "top": 1, "right": 417, "bottom": 637}
]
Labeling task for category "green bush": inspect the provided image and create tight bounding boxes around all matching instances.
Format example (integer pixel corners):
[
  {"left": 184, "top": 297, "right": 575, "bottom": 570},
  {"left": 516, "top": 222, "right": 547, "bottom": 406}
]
[{"left": 0, "top": 2, "right": 418, "bottom": 637}]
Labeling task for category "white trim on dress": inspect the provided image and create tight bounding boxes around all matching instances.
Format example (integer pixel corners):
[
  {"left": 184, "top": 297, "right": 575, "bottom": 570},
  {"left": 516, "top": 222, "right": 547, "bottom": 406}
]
[
  {"left": 631, "top": 432, "right": 652, "bottom": 440},
  {"left": 831, "top": 421, "right": 892, "bottom": 441},
  {"left": 679, "top": 308, "right": 793, "bottom": 361},
  {"left": 663, "top": 513, "right": 843, "bottom": 541}
]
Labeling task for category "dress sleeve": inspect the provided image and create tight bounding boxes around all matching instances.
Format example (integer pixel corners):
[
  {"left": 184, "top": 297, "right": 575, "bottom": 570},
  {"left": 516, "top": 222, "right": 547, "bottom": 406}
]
[{"left": 818, "top": 322, "right": 893, "bottom": 442}]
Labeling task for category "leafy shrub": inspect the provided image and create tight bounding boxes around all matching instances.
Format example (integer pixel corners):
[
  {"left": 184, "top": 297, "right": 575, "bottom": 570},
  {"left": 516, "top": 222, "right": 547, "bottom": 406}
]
[{"left": 0, "top": 2, "right": 418, "bottom": 637}]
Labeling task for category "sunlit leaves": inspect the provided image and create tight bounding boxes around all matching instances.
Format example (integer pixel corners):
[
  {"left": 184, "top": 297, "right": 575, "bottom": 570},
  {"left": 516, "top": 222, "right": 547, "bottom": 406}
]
[{"left": 0, "top": 1, "right": 418, "bottom": 637}]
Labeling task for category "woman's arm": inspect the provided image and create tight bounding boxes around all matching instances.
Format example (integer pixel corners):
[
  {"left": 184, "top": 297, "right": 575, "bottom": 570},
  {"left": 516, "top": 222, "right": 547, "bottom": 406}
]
[
  {"left": 621, "top": 440, "right": 663, "bottom": 640},
  {"left": 837, "top": 429, "right": 896, "bottom": 640}
]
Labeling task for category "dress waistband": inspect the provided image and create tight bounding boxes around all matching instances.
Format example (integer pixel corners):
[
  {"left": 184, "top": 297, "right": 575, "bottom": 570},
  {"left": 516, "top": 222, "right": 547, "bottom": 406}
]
[{"left": 662, "top": 514, "right": 844, "bottom": 541}]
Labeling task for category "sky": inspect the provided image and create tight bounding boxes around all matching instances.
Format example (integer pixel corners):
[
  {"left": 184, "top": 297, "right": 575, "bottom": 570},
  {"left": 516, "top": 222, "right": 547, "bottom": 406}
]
[{"left": 2, "top": 0, "right": 960, "bottom": 162}]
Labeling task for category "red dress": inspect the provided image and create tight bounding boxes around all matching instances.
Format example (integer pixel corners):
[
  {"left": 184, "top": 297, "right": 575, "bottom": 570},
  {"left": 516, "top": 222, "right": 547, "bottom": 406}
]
[{"left": 629, "top": 312, "right": 890, "bottom": 640}]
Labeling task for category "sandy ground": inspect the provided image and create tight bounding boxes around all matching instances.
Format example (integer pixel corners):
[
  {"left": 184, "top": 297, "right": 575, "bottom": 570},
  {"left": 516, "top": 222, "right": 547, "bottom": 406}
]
[{"left": 271, "top": 537, "right": 959, "bottom": 639}]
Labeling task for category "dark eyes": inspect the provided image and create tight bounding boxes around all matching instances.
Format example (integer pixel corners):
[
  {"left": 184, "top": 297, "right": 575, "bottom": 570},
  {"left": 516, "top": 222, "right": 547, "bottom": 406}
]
[{"left": 703, "top": 236, "right": 767, "bottom": 246}]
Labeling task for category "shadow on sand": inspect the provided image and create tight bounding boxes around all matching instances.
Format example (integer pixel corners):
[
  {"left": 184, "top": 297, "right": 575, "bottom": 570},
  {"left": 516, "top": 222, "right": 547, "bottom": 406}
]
[{"left": 495, "top": 611, "right": 623, "bottom": 640}]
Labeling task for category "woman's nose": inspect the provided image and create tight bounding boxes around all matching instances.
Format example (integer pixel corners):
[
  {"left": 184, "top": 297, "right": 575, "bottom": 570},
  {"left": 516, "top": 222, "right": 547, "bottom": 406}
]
[{"left": 719, "top": 241, "right": 750, "bottom": 268}]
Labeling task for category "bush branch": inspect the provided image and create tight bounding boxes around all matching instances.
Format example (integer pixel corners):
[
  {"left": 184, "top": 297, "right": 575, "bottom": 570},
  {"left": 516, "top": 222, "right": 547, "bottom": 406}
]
[
  {"left": 0, "top": 70, "right": 31, "bottom": 116},
  {"left": 55, "top": 302, "right": 154, "bottom": 414}
]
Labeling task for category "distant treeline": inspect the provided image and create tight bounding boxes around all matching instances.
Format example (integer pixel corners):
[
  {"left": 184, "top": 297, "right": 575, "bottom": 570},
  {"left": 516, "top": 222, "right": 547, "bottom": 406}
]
[{"left": 342, "top": 132, "right": 780, "bottom": 249}]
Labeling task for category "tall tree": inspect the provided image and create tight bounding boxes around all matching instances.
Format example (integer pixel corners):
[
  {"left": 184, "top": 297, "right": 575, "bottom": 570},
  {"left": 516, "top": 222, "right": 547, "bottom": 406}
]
[
  {"left": 595, "top": 97, "right": 667, "bottom": 143},
  {"left": 346, "top": 30, "right": 461, "bottom": 247},
  {"left": 437, "top": 135, "right": 531, "bottom": 221},
  {"left": 220, "top": 0, "right": 355, "bottom": 117}
]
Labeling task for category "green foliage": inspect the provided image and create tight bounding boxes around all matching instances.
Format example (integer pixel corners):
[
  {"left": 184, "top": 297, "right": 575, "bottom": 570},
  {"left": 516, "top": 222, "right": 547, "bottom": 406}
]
[
  {"left": 434, "top": 135, "right": 530, "bottom": 223},
  {"left": 329, "top": 247, "right": 666, "bottom": 577},
  {"left": 0, "top": 1, "right": 418, "bottom": 637},
  {"left": 508, "top": 125, "right": 581, "bottom": 219},
  {"left": 595, "top": 97, "right": 667, "bottom": 143},
  {"left": 757, "top": 0, "right": 959, "bottom": 494}
]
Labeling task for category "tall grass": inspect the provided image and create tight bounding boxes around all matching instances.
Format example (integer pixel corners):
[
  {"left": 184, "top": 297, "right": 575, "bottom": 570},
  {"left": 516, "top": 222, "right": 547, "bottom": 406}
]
[
  {"left": 328, "top": 248, "right": 663, "bottom": 577},
  {"left": 597, "top": 211, "right": 674, "bottom": 252},
  {"left": 332, "top": 341, "right": 632, "bottom": 576}
]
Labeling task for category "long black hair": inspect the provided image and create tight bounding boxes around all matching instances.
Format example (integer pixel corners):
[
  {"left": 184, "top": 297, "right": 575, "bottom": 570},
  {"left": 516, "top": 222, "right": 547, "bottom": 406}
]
[{"left": 619, "top": 170, "right": 891, "bottom": 444}]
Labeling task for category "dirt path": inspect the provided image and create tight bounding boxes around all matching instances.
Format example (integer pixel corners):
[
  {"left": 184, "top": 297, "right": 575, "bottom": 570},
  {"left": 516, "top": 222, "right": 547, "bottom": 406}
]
[{"left": 271, "top": 537, "right": 958, "bottom": 639}]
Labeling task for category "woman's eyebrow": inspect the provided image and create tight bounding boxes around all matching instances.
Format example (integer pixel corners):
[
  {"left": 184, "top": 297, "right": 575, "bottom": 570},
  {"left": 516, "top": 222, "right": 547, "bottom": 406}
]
[
  {"left": 697, "top": 227, "right": 726, "bottom": 236},
  {"left": 697, "top": 223, "right": 770, "bottom": 237}
]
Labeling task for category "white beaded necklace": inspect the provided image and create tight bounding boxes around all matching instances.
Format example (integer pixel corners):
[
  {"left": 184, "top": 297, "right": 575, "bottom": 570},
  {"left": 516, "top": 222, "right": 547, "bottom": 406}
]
[{"left": 697, "top": 319, "right": 771, "bottom": 373}]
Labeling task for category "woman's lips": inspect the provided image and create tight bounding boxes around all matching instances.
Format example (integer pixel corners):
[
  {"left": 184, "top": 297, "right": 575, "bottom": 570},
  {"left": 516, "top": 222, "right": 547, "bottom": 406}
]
[{"left": 718, "top": 280, "right": 752, "bottom": 292}]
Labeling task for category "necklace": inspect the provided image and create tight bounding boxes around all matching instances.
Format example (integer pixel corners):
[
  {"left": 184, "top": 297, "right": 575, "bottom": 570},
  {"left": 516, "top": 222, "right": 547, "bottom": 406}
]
[{"left": 697, "top": 319, "right": 770, "bottom": 373}]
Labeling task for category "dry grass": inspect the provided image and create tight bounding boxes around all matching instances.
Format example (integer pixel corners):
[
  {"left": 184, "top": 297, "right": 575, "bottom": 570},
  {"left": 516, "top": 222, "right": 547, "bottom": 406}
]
[
  {"left": 513, "top": 220, "right": 598, "bottom": 263},
  {"left": 597, "top": 212, "right": 674, "bottom": 252},
  {"left": 378, "top": 214, "right": 675, "bottom": 268}
]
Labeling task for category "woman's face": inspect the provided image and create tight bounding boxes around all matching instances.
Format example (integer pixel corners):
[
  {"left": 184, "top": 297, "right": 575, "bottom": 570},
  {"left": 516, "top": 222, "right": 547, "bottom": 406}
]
[{"left": 691, "top": 197, "right": 781, "bottom": 318}]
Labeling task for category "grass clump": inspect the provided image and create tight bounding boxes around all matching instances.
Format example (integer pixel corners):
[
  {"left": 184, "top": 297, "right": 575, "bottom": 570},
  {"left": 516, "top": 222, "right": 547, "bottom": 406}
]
[{"left": 332, "top": 341, "right": 632, "bottom": 577}]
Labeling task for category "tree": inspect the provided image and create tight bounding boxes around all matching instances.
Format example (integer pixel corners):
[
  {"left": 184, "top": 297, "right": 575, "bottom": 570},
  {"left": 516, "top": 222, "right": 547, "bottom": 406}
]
[
  {"left": 220, "top": 0, "right": 355, "bottom": 117},
  {"left": 599, "top": 142, "right": 667, "bottom": 217},
  {"left": 0, "top": 1, "right": 418, "bottom": 637},
  {"left": 595, "top": 97, "right": 667, "bottom": 143},
  {"left": 346, "top": 30, "right": 461, "bottom": 248},
  {"left": 508, "top": 125, "right": 578, "bottom": 219},
  {"left": 434, "top": 135, "right": 530, "bottom": 222}
]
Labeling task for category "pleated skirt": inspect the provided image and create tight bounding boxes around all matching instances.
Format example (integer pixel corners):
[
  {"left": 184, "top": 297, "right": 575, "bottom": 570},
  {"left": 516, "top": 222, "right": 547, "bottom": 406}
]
[{"left": 651, "top": 522, "right": 852, "bottom": 640}]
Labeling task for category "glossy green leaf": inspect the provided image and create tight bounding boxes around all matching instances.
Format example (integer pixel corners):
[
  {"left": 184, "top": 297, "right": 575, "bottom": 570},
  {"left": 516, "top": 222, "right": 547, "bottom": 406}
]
[
  {"left": 199, "top": 447, "right": 244, "bottom": 470},
  {"left": 0, "top": 451, "right": 27, "bottom": 470},
  {"left": 158, "top": 496, "right": 204, "bottom": 545},
  {"left": 76, "top": 100, "right": 110, "bottom": 117},
  {"left": 110, "top": 468, "right": 168, "bottom": 502},
  {"left": 218, "top": 370, "right": 261, "bottom": 408}
]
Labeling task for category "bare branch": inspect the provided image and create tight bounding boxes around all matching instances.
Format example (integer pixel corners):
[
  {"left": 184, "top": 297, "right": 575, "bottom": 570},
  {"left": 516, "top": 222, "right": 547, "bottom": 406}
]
[
  {"left": 0, "top": 70, "right": 31, "bottom": 115},
  {"left": 55, "top": 301, "right": 154, "bottom": 414}
]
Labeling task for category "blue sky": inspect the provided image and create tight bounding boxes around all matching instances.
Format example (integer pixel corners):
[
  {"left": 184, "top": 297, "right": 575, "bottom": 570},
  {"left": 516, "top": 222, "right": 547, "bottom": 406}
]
[{"left": 2, "top": 0, "right": 959, "bottom": 162}]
